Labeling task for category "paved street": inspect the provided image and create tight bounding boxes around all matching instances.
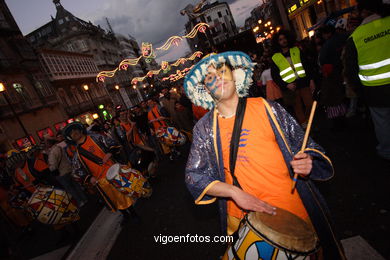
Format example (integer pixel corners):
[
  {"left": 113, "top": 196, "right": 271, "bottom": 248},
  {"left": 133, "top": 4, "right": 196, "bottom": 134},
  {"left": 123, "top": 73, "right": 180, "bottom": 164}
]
[{"left": 105, "top": 111, "right": 390, "bottom": 260}]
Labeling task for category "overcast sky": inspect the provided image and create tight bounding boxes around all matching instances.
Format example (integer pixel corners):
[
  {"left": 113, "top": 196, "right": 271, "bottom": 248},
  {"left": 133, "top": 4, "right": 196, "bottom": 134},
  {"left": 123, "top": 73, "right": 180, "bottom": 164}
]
[{"left": 5, "top": 0, "right": 261, "bottom": 62}]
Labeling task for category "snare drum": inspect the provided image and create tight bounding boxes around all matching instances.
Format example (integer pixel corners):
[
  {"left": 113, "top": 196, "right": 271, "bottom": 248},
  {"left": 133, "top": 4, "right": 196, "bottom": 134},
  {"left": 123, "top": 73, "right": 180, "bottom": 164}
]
[
  {"left": 106, "top": 164, "right": 152, "bottom": 199},
  {"left": 27, "top": 186, "right": 79, "bottom": 225},
  {"left": 156, "top": 127, "right": 186, "bottom": 146},
  {"left": 224, "top": 208, "right": 318, "bottom": 260}
]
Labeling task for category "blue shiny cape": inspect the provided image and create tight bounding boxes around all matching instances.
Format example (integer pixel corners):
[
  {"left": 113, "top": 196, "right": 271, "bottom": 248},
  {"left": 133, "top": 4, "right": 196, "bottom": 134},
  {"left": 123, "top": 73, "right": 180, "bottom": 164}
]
[{"left": 185, "top": 98, "right": 346, "bottom": 259}]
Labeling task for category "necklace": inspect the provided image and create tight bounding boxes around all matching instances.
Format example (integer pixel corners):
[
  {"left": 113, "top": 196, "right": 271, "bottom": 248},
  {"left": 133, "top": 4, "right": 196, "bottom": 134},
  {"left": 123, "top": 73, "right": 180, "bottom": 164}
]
[{"left": 216, "top": 108, "right": 235, "bottom": 118}]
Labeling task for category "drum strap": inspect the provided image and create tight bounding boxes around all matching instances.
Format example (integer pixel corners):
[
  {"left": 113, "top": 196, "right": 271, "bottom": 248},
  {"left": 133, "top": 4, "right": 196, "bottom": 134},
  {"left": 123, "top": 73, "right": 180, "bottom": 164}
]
[
  {"left": 77, "top": 146, "right": 103, "bottom": 166},
  {"left": 229, "top": 97, "right": 248, "bottom": 260},
  {"left": 229, "top": 97, "right": 247, "bottom": 189}
]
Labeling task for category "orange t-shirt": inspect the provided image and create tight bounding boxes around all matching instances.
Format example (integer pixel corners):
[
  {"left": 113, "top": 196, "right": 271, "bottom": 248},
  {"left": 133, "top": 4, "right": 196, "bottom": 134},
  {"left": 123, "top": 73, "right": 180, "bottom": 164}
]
[
  {"left": 218, "top": 98, "right": 308, "bottom": 221},
  {"left": 148, "top": 106, "right": 167, "bottom": 130},
  {"left": 79, "top": 136, "right": 114, "bottom": 180},
  {"left": 121, "top": 122, "right": 144, "bottom": 146}
]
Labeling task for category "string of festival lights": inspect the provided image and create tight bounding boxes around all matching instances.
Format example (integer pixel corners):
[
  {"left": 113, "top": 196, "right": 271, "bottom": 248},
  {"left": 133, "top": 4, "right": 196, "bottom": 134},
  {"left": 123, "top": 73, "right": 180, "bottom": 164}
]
[
  {"left": 130, "top": 51, "right": 203, "bottom": 84},
  {"left": 96, "top": 23, "right": 208, "bottom": 82}
]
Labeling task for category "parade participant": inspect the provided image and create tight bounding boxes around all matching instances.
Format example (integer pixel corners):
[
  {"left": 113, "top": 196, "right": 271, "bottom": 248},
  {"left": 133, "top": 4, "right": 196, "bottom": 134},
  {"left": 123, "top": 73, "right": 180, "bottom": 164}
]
[
  {"left": 184, "top": 52, "right": 345, "bottom": 259},
  {"left": 13, "top": 158, "right": 38, "bottom": 194},
  {"left": 271, "top": 30, "right": 315, "bottom": 128},
  {"left": 46, "top": 138, "right": 88, "bottom": 207},
  {"left": 344, "top": 0, "right": 390, "bottom": 160},
  {"left": 62, "top": 122, "right": 139, "bottom": 224}
]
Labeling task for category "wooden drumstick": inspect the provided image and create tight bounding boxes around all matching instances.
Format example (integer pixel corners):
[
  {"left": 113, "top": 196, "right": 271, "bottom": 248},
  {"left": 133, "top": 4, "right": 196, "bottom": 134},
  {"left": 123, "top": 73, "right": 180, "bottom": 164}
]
[{"left": 291, "top": 101, "right": 317, "bottom": 193}]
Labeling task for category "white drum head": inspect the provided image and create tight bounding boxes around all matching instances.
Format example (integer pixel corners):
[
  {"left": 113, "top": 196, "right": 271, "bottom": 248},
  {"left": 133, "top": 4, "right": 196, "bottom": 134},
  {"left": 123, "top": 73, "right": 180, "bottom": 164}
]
[{"left": 106, "top": 164, "right": 120, "bottom": 180}]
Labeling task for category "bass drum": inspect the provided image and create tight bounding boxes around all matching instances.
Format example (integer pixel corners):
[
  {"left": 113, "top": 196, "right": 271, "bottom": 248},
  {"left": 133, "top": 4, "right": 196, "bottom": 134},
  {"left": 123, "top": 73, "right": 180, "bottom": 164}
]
[{"left": 27, "top": 186, "right": 79, "bottom": 225}]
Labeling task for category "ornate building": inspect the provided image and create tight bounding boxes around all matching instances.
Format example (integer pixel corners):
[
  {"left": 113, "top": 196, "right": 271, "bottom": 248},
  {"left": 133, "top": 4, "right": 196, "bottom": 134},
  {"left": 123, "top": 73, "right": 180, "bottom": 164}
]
[
  {"left": 182, "top": 1, "right": 238, "bottom": 53},
  {"left": 0, "top": 0, "right": 66, "bottom": 152},
  {"left": 26, "top": 0, "right": 149, "bottom": 109}
]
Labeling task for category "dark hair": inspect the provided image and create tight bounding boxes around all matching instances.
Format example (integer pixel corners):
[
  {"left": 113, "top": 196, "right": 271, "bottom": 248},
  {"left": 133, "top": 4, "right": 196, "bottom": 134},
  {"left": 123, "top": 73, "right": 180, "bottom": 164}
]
[
  {"left": 318, "top": 25, "right": 335, "bottom": 36},
  {"left": 271, "top": 30, "right": 296, "bottom": 54},
  {"left": 357, "top": 0, "right": 388, "bottom": 15},
  {"left": 111, "top": 116, "right": 121, "bottom": 124}
]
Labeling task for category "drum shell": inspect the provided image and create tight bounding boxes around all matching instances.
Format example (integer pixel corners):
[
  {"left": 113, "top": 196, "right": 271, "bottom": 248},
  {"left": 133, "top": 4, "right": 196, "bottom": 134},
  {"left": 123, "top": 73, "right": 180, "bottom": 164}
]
[
  {"left": 224, "top": 209, "right": 318, "bottom": 260},
  {"left": 27, "top": 186, "right": 79, "bottom": 225},
  {"left": 156, "top": 127, "right": 186, "bottom": 146},
  {"left": 106, "top": 165, "right": 152, "bottom": 199}
]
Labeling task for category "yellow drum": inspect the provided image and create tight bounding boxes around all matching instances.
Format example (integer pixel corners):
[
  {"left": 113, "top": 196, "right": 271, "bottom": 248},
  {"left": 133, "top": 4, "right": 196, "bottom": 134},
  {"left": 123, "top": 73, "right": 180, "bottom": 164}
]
[
  {"left": 224, "top": 208, "right": 318, "bottom": 260},
  {"left": 27, "top": 186, "right": 79, "bottom": 225},
  {"left": 106, "top": 164, "right": 152, "bottom": 199}
]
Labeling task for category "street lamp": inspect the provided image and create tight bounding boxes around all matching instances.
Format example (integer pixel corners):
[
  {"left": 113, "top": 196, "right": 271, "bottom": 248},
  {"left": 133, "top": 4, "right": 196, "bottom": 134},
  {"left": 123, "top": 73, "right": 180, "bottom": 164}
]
[
  {"left": 0, "top": 82, "right": 33, "bottom": 144},
  {"left": 115, "top": 85, "right": 126, "bottom": 107},
  {"left": 258, "top": 19, "right": 262, "bottom": 24},
  {"left": 83, "top": 84, "right": 96, "bottom": 111}
]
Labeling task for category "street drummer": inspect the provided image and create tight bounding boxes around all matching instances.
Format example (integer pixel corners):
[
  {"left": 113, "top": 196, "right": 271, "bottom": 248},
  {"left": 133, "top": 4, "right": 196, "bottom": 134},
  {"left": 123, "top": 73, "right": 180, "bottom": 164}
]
[
  {"left": 184, "top": 52, "right": 345, "bottom": 259},
  {"left": 62, "top": 122, "right": 139, "bottom": 225}
]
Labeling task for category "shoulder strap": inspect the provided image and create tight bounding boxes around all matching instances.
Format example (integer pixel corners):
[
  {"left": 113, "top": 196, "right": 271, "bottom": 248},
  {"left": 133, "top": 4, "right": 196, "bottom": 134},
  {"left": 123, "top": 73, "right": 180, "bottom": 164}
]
[
  {"left": 77, "top": 146, "right": 103, "bottom": 166},
  {"left": 229, "top": 98, "right": 247, "bottom": 189}
]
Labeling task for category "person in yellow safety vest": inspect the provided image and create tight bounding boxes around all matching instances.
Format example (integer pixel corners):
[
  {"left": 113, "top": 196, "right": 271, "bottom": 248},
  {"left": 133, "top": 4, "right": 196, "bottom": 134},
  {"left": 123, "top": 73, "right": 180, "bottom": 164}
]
[
  {"left": 270, "top": 30, "right": 316, "bottom": 128},
  {"left": 343, "top": 0, "right": 390, "bottom": 161}
]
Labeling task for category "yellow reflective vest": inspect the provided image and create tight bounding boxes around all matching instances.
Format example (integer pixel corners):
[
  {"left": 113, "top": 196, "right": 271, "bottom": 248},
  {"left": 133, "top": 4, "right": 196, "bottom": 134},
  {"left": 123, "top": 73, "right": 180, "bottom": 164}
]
[
  {"left": 351, "top": 16, "right": 390, "bottom": 86},
  {"left": 272, "top": 47, "right": 306, "bottom": 83}
]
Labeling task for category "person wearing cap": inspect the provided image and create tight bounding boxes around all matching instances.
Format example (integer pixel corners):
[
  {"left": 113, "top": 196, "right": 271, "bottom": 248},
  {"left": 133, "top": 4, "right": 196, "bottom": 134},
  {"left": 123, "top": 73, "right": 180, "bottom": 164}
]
[
  {"left": 46, "top": 137, "right": 88, "bottom": 207},
  {"left": 62, "top": 122, "right": 138, "bottom": 224},
  {"left": 184, "top": 51, "right": 345, "bottom": 259},
  {"left": 343, "top": 0, "right": 390, "bottom": 161}
]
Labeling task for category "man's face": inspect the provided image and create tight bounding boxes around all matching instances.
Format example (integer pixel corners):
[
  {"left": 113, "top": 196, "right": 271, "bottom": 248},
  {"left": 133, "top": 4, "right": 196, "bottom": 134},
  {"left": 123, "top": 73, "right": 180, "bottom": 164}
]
[
  {"left": 278, "top": 34, "right": 288, "bottom": 48},
  {"left": 147, "top": 100, "right": 155, "bottom": 108},
  {"left": 203, "top": 63, "right": 235, "bottom": 102},
  {"left": 119, "top": 111, "right": 127, "bottom": 121},
  {"left": 70, "top": 129, "right": 83, "bottom": 142}
]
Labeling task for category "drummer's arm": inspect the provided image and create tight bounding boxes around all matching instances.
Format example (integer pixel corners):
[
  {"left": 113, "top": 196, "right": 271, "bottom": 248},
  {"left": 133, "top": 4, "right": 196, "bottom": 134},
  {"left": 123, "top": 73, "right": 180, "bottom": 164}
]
[{"left": 207, "top": 182, "right": 276, "bottom": 215}]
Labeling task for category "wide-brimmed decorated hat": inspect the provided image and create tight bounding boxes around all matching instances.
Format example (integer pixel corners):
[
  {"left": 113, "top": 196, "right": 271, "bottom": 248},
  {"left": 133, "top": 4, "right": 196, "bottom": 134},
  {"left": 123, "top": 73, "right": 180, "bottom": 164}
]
[
  {"left": 183, "top": 51, "right": 255, "bottom": 110},
  {"left": 62, "top": 122, "right": 86, "bottom": 142}
]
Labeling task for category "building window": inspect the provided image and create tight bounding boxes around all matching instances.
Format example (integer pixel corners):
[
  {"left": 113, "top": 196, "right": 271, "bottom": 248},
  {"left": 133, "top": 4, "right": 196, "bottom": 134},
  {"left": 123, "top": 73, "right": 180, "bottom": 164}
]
[
  {"left": 222, "top": 23, "right": 227, "bottom": 32},
  {"left": 207, "top": 16, "right": 212, "bottom": 22},
  {"left": 0, "top": 10, "right": 9, "bottom": 28},
  {"left": 13, "top": 83, "right": 32, "bottom": 106},
  {"left": 226, "top": 10, "right": 229, "bottom": 16},
  {"left": 67, "top": 43, "right": 74, "bottom": 52},
  {"left": 65, "top": 16, "right": 70, "bottom": 21},
  {"left": 218, "top": 12, "right": 222, "bottom": 18},
  {"left": 58, "top": 19, "right": 64, "bottom": 25},
  {"left": 35, "top": 81, "right": 53, "bottom": 97}
]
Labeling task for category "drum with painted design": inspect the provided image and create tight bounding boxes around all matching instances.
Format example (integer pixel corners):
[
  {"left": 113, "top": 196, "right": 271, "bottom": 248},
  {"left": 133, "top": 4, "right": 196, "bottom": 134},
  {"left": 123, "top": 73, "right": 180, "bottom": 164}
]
[
  {"left": 27, "top": 186, "right": 79, "bottom": 225},
  {"left": 223, "top": 207, "right": 319, "bottom": 260},
  {"left": 156, "top": 127, "right": 186, "bottom": 146},
  {"left": 106, "top": 164, "right": 152, "bottom": 199}
]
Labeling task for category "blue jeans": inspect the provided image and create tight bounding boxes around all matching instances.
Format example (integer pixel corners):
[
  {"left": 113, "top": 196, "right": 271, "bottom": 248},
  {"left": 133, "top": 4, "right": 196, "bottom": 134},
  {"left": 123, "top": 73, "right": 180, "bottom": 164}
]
[
  {"left": 56, "top": 174, "right": 88, "bottom": 206},
  {"left": 369, "top": 107, "right": 390, "bottom": 159}
]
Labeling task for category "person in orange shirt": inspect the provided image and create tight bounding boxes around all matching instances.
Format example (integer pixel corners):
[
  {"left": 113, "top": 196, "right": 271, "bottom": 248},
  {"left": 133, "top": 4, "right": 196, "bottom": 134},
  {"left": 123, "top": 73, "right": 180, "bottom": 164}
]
[
  {"left": 184, "top": 52, "right": 345, "bottom": 259},
  {"left": 63, "top": 122, "right": 139, "bottom": 225}
]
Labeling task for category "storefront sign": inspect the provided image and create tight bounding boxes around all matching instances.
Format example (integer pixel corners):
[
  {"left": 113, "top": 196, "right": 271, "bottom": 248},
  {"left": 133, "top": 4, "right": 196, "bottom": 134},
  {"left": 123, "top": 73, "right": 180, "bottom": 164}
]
[{"left": 37, "top": 127, "right": 55, "bottom": 141}]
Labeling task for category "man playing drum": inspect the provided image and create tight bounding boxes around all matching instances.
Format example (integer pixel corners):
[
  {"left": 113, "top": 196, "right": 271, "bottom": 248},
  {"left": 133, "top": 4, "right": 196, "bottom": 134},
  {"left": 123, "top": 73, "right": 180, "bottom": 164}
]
[
  {"left": 62, "top": 122, "right": 139, "bottom": 225},
  {"left": 184, "top": 52, "right": 345, "bottom": 259}
]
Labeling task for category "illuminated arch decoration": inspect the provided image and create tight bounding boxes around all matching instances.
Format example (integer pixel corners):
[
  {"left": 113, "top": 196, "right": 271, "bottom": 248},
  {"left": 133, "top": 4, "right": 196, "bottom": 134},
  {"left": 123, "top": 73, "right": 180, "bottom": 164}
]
[
  {"left": 118, "top": 56, "right": 142, "bottom": 71},
  {"left": 96, "top": 23, "right": 208, "bottom": 80},
  {"left": 96, "top": 68, "right": 118, "bottom": 82},
  {"left": 161, "top": 61, "right": 171, "bottom": 73},
  {"left": 131, "top": 76, "right": 147, "bottom": 85},
  {"left": 156, "top": 23, "right": 209, "bottom": 51},
  {"left": 142, "top": 42, "right": 156, "bottom": 63}
]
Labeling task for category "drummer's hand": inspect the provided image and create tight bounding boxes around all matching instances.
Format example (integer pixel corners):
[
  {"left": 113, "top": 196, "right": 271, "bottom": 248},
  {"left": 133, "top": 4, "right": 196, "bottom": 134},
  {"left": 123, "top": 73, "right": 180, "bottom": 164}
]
[
  {"left": 231, "top": 186, "right": 276, "bottom": 215},
  {"left": 290, "top": 152, "right": 313, "bottom": 176},
  {"left": 90, "top": 177, "right": 97, "bottom": 185},
  {"left": 102, "top": 153, "right": 112, "bottom": 164}
]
